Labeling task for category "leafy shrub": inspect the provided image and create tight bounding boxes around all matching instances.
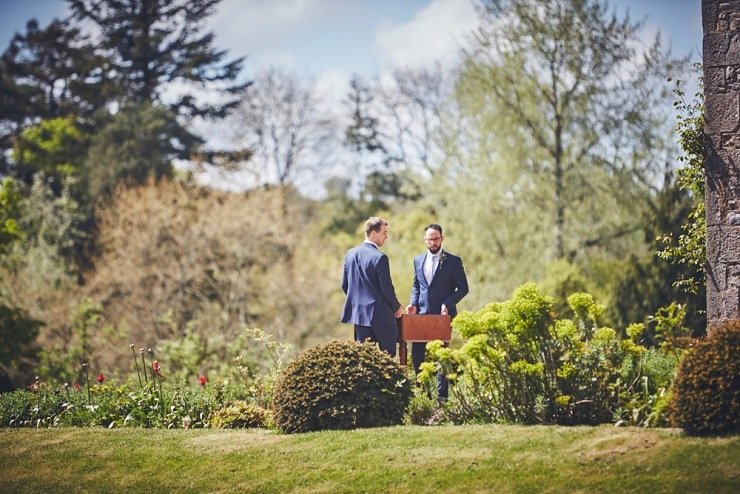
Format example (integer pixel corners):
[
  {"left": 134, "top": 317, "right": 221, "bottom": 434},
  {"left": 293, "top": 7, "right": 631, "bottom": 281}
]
[
  {"left": 211, "top": 400, "right": 271, "bottom": 429},
  {"left": 404, "top": 390, "right": 448, "bottom": 426},
  {"left": 669, "top": 321, "right": 740, "bottom": 436},
  {"left": 0, "top": 378, "right": 223, "bottom": 429},
  {"left": 0, "top": 383, "right": 66, "bottom": 427},
  {"left": 272, "top": 340, "right": 411, "bottom": 433},
  {"left": 425, "top": 283, "right": 678, "bottom": 426}
]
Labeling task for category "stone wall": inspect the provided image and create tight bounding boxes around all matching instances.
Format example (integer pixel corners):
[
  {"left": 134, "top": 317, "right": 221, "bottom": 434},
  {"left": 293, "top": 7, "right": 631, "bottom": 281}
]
[{"left": 703, "top": 1, "right": 740, "bottom": 328}]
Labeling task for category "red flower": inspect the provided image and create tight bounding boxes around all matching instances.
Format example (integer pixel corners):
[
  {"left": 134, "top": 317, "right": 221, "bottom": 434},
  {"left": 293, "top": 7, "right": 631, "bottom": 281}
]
[
  {"left": 74, "top": 383, "right": 81, "bottom": 391},
  {"left": 198, "top": 375, "right": 207, "bottom": 387},
  {"left": 152, "top": 360, "right": 161, "bottom": 376},
  {"left": 96, "top": 373, "right": 105, "bottom": 383}
]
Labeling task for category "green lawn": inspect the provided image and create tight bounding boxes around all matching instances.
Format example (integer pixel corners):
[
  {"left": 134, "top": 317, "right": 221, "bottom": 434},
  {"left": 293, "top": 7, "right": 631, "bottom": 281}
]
[{"left": 1, "top": 425, "right": 738, "bottom": 493}]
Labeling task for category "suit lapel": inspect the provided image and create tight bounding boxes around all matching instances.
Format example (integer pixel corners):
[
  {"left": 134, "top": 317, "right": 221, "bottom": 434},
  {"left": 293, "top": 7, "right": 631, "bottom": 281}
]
[{"left": 416, "top": 255, "right": 429, "bottom": 288}]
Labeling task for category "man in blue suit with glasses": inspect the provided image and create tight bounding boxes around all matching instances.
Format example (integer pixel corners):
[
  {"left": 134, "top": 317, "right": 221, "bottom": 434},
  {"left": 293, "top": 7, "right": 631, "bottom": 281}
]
[{"left": 406, "top": 223, "right": 469, "bottom": 400}]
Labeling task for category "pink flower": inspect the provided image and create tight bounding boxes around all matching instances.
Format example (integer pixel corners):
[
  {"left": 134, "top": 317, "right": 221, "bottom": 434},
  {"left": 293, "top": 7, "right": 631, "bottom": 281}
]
[
  {"left": 198, "top": 375, "right": 207, "bottom": 387},
  {"left": 74, "top": 383, "right": 81, "bottom": 391},
  {"left": 152, "top": 360, "right": 161, "bottom": 376},
  {"left": 96, "top": 373, "right": 105, "bottom": 383}
]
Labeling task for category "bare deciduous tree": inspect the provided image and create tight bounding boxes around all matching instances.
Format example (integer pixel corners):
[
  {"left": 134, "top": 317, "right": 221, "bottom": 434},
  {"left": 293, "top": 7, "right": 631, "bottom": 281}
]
[{"left": 229, "top": 67, "right": 338, "bottom": 192}]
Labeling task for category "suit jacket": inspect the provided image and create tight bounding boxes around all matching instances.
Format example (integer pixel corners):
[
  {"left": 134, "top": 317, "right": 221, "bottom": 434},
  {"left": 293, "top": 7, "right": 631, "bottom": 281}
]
[
  {"left": 409, "top": 250, "right": 468, "bottom": 316},
  {"left": 341, "top": 242, "right": 401, "bottom": 328}
]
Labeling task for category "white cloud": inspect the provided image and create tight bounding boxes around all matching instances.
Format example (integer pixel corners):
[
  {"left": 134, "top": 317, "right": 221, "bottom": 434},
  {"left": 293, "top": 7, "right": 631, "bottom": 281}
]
[
  {"left": 373, "top": 0, "right": 479, "bottom": 70},
  {"left": 207, "top": 0, "right": 349, "bottom": 71}
]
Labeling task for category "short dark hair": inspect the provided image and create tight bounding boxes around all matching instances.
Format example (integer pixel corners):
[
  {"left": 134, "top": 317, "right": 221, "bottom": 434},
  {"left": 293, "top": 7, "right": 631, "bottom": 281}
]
[
  {"left": 425, "top": 224, "right": 443, "bottom": 236},
  {"left": 365, "top": 217, "right": 388, "bottom": 236}
]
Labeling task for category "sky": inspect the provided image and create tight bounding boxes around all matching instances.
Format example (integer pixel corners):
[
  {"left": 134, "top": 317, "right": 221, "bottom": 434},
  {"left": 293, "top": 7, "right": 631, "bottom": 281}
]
[
  {"left": 0, "top": 0, "right": 703, "bottom": 191},
  {"left": 0, "top": 0, "right": 703, "bottom": 86}
]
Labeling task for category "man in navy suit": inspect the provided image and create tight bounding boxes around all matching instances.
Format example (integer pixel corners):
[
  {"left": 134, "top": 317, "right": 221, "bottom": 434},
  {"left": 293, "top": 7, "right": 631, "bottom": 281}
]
[
  {"left": 406, "top": 224, "right": 469, "bottom": 399},
  {"left": 342, "top": 217, "right": 403, "bottom": 356}
]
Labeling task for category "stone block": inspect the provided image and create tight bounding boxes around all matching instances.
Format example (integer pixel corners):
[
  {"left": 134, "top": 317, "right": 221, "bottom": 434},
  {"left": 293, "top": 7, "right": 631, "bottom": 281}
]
[
  {"left": 706, "top": 225, "right": 723, "bottom": 263},
  {"left": 707, "top": 225, "right": 740, "bottom": 261},
  {"left": 705, "top": 273, "right": 722, "bottom": 320},
  {"left": 706, "top": 189, "right": 722, "bottom": 228},
  {"left": 706, "top": 66, "right": 726, "bottom": 89},
  {"left": 728, "top": 263, "right": 740, "bottom": 286},
  {"left": 705, "top": 176, "right": 723, "bottom": 226},
  {"left": 704, "top": 0, "right": 719, "bottom": 33},
  {"left": 704, "top": 32, "right": 728, "bottom": 67},
  {"left": 705, "top": 92, "right": 739, "bottom": 133},
  {"left": 719, "top": 1, "right": 740, "bottom": 31},
  {"left": 727, "top": 65, "right": 740, "bottom": 91},
  {"left": 721, "top": 286, "right": 740, "bottom": 318},
  {"left": 707, "top": 259, "right": 728, "bottom": 291},
  {"left": 722, "top": 225, "right": 740, "bottom": 260},
  {"left": 728, "top": 33, "right": 740, "bottom": 63}
]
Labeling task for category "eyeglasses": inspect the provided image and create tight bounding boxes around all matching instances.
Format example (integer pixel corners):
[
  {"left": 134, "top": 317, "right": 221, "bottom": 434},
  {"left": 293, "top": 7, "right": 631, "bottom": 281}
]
[{"left": 424, "top": 236, "right": 442, "bottom": 242}]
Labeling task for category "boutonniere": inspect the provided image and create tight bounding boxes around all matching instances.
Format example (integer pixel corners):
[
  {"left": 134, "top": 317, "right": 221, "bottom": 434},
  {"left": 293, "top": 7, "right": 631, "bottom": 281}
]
[{"left": 439, "top": 251, "right": 447, "bottom": 266}]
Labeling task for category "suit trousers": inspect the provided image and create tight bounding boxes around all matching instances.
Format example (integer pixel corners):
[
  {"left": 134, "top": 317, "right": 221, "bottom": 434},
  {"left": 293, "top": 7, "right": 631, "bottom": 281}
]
[
  {"left": 411, "top": 342, "right": 449, "bottom": 399},
  {"left": 354, "top": 324, "right": 397, "bottom": 357}
]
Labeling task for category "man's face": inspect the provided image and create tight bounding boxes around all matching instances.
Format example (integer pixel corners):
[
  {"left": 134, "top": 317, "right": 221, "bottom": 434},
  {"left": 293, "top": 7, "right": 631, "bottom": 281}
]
[
  {"left": 424, "top": 228, "right": 443, "bottom": 254},
  {"left": 370, "top": 224, "right": 389, "bottom": 247}
]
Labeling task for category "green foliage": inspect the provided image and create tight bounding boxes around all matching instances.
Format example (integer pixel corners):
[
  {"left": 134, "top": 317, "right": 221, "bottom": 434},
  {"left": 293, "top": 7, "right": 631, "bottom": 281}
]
[
  {"left": 458, "top": 0, "right": 687, "bottom": 261},
  {"left": 0, "top": 304, "right": 42, "bottom": 389},
  {"left": 210, "top": 401, "right": 271, "bottom": 429},
  {"left": 158, "top": 327, "right": 292, "bottom": 410},
  {"left": 0, "top": 177, "right": 23, "bottom": 252},
  {"left": 272, "top": 340, "right": 411, "bottom": 433},
  {"left": 0, "top": 177, "right": 89, "bottom": 387},
  {"left": 83, "top": 103, "right": 188, "bottom": 200},
  {"left": 0, "top": 19, "right": 108, "bottom": 176},
  {"left": 1, "top": 173, "right": 89, "bottom": 274},
  {"left": 670, "top": 321, "right": 740, "bottom": 436},
  {"left": 404, "top": 391, "right": 448, "bottom": 426},
  {"left": 0, "top": 381, "right": 67, "bottom": 427},
  {"left": 0, "top": 379, "right": 222, "bottom": 429},
  {"left": 37, "top": 297, "right": 109, "bottom": 385},
  {"left": 429, "top": 283, "right": 678, "bottom": 426},
  {"left": 12, "top": 117, "right": 88, "bottom": 193},
  {"left": 658, "top": 76, "right": 705, "bottom": 295}
]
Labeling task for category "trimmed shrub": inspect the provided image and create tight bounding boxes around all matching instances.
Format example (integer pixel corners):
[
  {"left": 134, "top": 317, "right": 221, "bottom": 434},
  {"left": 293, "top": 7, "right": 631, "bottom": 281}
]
[
  {"left": 272, "top": 340, "right": 411, "bottom": 433},
  {"left": 669, "top": 321, "right": 740, "bottom": 436},
  {"left": 211, "top": 401, "right": 271, "bottom": 429}
]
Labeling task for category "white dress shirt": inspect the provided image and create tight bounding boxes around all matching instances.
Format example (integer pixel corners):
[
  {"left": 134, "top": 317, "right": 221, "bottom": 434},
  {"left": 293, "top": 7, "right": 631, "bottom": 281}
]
[{"left": 424, "top": 251, "right": 441, "bottom": 284}]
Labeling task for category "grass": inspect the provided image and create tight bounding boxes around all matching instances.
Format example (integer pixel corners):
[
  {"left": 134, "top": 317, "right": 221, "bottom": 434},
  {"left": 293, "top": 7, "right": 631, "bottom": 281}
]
[{"left": 1, "top": 425, "right": 738, "bottom": 493}]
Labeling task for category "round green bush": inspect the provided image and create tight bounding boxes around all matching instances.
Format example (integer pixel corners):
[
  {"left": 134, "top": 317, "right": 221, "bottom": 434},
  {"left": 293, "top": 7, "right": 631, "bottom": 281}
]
[
  {"left": 272, "top": 340, "right": 411, "bottom": 433},
  {"left": 669, "top": 321, "right": 739, "bottom": 436}
]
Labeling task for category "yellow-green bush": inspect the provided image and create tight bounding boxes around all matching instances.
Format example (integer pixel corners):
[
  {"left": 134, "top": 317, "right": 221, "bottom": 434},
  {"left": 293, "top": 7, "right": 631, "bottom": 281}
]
[
  {"left": 210, "top": 401, "right": 271, "bottom": 429},
  {"left": 272, "top": 340, "right": 411, "bottom": 433},
  {"left": 669, "top": 321, "right": 739, "bottom": 436},
  {"left": 429, "top": 283, "right": 681, "bottom": 426}
]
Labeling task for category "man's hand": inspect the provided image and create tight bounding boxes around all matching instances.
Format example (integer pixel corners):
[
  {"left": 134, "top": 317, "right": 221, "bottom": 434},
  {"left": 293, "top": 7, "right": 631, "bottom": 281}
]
[
  {"left": 406, "top": 304, "right": 417, "bottom": 315},
  {"left": 395, "top": 305, "right": 404, "bottom": 318},
  {"left": 441, "top": 304, "right": 449, "bottom": 315}
]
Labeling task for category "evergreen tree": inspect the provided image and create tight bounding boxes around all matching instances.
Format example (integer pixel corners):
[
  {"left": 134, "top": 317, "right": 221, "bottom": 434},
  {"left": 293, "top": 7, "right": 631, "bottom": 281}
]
[
  {"left": 84, "top": 102, "right": 194, "bottom": 200},
  {"left": 0, "top": 19, "right": 108, "bottom": 178},
  {"left": 67, "top": 0, "right": 247, "bottom": 119}
]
